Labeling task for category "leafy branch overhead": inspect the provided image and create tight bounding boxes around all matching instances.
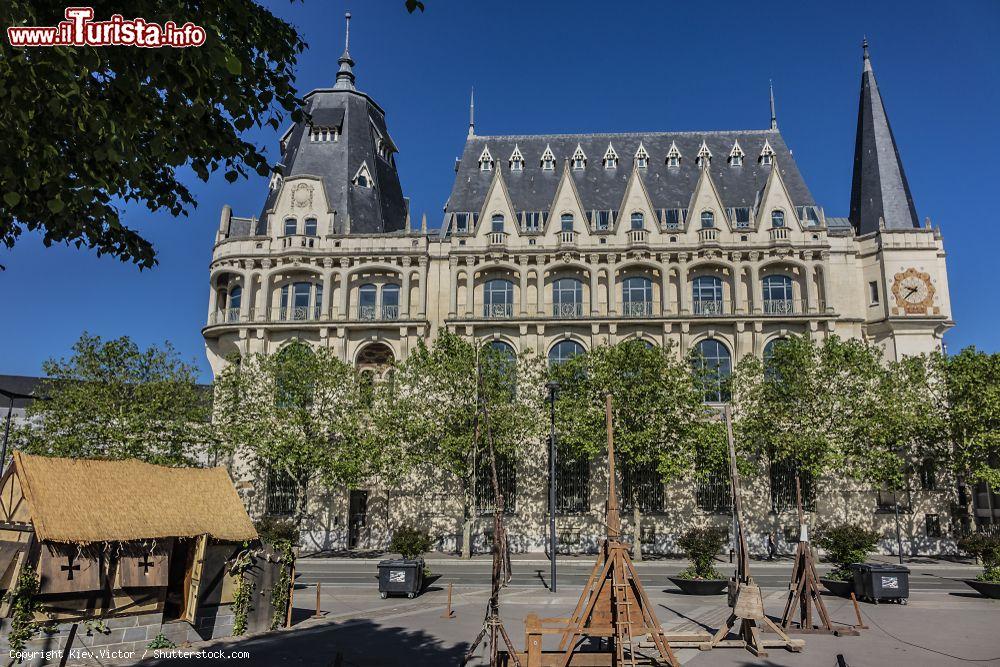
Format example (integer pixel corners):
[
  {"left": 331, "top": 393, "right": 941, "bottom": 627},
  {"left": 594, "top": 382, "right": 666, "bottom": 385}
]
[{"left": 0, "top": 1, "right": 306, "bottom": 269}]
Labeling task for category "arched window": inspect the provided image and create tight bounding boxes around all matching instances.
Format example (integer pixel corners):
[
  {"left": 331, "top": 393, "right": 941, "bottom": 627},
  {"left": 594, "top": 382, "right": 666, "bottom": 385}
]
[
  {"left": 491, "top": 214, "right": 504, "bottom": 233},
  {"left": 561, "top": 213, "right": 574, "bottom": 232},
  {"left": 381, "top": 284, "right": 400, "bottom": 320},
  {"left": 548, "top": 340, "right": 584, "bottom": 366},
  {"left": 763, "top": 337, "right": 788, "bottom": 380},
  {"left": 226, "top": 285, "right": 242, "bottom": 322},
  {"left": 700, "top": 211, "right": 715, "bottom": 228},
  {"left": 483, "top": 279, "right": 514, "bottom": 318},
  {"left": 622, "top": 276, "right": 653, "bottom": 317},
  {"left": 280, "top": 281, "right": 313, "bottom": 320},
  {"left": 762, "top": 275, "right": 794, "bottom": 314},
  {"left": 552, "top": 278, "right": 583, "bottom": 318},
  {"left": 359, "top": 283, "right": 378, "bottom": 320},
  {"left": 283, "top": 218, "right": 297, "bottom": 236},
  {"left": 692, "top": 275, "right": 724, "bottom": 315},
  {"left": 771, "top": 209, "right": 785, "bottom": 227},
  {"left": 304, "top": 217, "right": 318, "bottom": 236},
  {"left": 693, "top": 339, "right": 732, "bottom": 403},
  {"left": 630, "top": 212, "right": 644, "bottom": 230}
]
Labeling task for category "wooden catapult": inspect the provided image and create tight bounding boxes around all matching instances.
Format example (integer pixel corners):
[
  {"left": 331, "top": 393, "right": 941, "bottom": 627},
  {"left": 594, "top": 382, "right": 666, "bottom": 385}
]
[
  {"left": 669, "top": 405, "right": 804, "bottom": 657},
  {"left": 506, "top": 395, "right": 685, "bottom": 666},
  {"left": 775, "top": 475, "right": 860, "bottom": 636}
]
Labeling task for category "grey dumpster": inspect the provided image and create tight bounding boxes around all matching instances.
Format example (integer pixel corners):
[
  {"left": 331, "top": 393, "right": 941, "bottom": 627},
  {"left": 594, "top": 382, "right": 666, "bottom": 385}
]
[
  {"left": 377, "top": 558, "right": 425, "bottom": 599},
  {"left": 852, "top": 563, "right": 909, "bottom": 604}
]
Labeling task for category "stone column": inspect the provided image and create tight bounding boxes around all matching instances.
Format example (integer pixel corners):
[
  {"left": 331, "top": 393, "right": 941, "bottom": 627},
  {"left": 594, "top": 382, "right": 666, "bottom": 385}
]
[
  {"left": 207, "top": 282, "right": 219, "bottom": 323},
  {"left": 727, "top": 263, "right": 740, "bottom": 315},
  {"left": 321, "top": 258, "right": 334, "bottom": 320},
  {"left": 418, "top": 257, "right": 429, "bottom": 317},
  {"left": 519, "top": 261, "right": 529, "bottom": 316},
  {"left": 464, "top": 269, "right": 474, "bottom": 318},
  {"left": 240, "top": 261, "right": 254, "bottom": 321},
  {"left": 256, "top": 260, "right": 273, "bottom": 322},
  {"left": 678, "top": 256, "right": 690, "bottom": 315},
  {"left": 805, "top": 262, "right": 818, "bottom": 314},
  {"left": 401, "top": 266, "right": 412, "bottom": 319},
  {"left": 536, "top": 266, "right": 546, "bottom": 316},
  {"left": 339, "top": 259, "right": 351, "bottom": 319},
  {"left": 448, "top": 258, "right": 459, "bottom": 318},
  {"left": 817, "top": 253, "right": 831, "bottom": 312},
  {"left": 747, "top": 263, "right": 761, "bottom": 314},
  {"left": 607, "top": 260, "right": 618, "bottom": 316},
  {"left": 589, "top": 257, "right": 600, "bottom": 315},
  {"left": 660, "top": 262, "right": 671, "bottom": 315}
]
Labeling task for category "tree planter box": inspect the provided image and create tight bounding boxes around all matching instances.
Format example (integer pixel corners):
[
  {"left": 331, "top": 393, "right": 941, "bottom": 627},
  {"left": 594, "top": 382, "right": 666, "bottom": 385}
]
[
  {"left": 668, "top": 577, "right": 727, "bottom": 595},
  {"left": 820, "top": 577, "right": 854, "bottom": 598},
  {"left": 963, "top": 579, "right": 1000, "bottom": 599}
]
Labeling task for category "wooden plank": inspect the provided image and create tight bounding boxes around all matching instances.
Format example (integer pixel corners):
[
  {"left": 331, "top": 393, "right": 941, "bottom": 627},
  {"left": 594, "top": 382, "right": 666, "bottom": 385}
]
[
  {"left": 182, "top": 535, "right": 207, "bottom": 624},
  {"left": 119, "top": 543, "right": 172, "bottom": 589},
  {"left": 38, "top": 546, "right": 101, "bottom": 594}
]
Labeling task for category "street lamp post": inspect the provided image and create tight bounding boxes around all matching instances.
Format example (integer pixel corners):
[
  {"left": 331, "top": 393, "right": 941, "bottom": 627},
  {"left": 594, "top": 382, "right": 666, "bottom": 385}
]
[
  {"left": 545, "top": 380, "right": 559, "bottom": 593},
  {"left": 894, "top": 491, "right": 905, "bottom": 565}
]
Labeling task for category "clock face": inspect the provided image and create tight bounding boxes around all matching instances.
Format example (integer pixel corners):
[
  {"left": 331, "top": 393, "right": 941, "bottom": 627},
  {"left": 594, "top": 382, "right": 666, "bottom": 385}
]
[{"left": 891, "top": 268, "right": 935, "bottom": 314}]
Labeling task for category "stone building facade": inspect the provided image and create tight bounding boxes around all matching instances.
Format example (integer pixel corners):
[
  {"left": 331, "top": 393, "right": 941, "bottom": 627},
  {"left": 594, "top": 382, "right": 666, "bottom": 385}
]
[{"left": 203, "top": 23, "right": 966, "bottom": 555}]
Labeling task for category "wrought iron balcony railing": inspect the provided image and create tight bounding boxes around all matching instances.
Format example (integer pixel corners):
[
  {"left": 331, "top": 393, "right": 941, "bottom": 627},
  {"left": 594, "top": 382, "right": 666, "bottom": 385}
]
[
  {"left": 483, "top": 303, "right": 514, "bottom": 319},
  {"left": 277, "top": 306, "right": 322, "bottom": 321},
  {"left": 622, "top": 301, "right": 654, "bottom": 318},
  {"left": 762, "top": 298, "right": 796, "bottom": 315},
  {"left": 692, "top": 299, "right": 726, "bottom": 316},
  {"left": 359, "top": 305, "right": 402, "bottom": 321},
  {"left": 552, "top": 302, "right": 584, "bottom": 318}
]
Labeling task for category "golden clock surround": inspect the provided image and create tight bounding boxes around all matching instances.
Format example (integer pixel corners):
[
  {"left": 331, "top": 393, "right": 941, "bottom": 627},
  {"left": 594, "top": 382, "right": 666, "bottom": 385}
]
[{"left": 891, "top": 267, "right": 936, "bottom": 315}]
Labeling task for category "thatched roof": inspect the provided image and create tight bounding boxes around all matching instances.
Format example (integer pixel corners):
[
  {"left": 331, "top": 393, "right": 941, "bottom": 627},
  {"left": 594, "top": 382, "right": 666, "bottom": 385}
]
[{"left": 11, "top": 452, "right": 258, "bottom": 544}]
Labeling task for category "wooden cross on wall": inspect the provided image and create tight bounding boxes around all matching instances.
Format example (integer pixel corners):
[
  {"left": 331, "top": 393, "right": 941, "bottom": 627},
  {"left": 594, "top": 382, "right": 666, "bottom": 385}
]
[
  {"left": 138, "top": 555, "right": 155, "bottom": 576},
  {"left": 61, "top": 554, "right": 81, "bottom": 580}
]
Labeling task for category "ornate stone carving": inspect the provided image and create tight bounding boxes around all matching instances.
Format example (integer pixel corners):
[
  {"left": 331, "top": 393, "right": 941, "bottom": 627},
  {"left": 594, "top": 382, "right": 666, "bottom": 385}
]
[{"left": 291, "top": 182, "right": 314, "bottom": 209}]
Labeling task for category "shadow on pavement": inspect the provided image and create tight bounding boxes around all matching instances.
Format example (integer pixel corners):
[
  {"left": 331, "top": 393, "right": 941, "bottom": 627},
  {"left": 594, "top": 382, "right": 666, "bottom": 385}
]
[{"left": 135, "top": 618, "right": 470, "bottom": 667}]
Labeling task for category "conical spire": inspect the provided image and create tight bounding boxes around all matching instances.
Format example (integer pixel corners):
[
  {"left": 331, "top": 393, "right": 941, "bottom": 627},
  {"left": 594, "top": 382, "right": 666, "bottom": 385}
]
[
  {"left": 468, "top": 87, "right": 475, "bottom": 137},
  {"left": 334, "top": 12, "right": 356, "bottom": 90},
  {"left": 849, "top": 38, "right": 919, "bottom": 234},
  {"left": 769, "top": 80, "right": 777, "bottom": 130}
]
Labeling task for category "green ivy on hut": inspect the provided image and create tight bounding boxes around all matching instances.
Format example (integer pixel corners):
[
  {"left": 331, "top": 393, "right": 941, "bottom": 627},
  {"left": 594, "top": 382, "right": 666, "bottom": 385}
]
[{"left": 4, "top": 566, "right": 40, "bottom": 653}]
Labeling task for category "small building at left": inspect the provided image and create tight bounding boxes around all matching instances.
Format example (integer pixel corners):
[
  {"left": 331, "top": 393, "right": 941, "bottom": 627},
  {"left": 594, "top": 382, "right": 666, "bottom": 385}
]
[{"left": 0, "top": 452, "right": 280, "bottom": 665}]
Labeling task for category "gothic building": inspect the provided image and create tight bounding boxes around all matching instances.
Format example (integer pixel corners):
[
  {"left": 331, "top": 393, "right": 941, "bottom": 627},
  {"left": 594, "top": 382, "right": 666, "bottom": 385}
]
[{"left": 203, "top": 19, "right": 965, "bottom": 553}]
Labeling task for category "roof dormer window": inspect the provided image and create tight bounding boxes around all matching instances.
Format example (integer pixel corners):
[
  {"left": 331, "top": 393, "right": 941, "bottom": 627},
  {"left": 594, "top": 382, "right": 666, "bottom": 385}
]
[
  {"left": 728, "top": 141, "right": 744, "bottom": 167},
  {"left": 696, "top": 140, "right": 712, "bottom": 168},
  {"left": 478, "top": 146, "right": 494, "bottom": 172},
  {"left": 353, "top": 162, "right": 373, "bottom": 188},
  {"left": 634, "top": 143, "right": 650, "bottom": 169},
  {"left": 509, "top": 145, "right": 525, "bottom": 171},
  {"left": 309, "top": 126, "right": 339, "bottom": 142},
  {"left": 541, "top": 145, "right": 556, "bottom": 171},
  {"left": 571, "top": 145, "right": 587, "bottom": 170},
  {"left": 666, "top": 142, "right": 682, "bottom": 168},
  {"left": 603, "top": 143, "right": 619, "bottom": 169},
  {"left": 759, "top": 140, "right": 775, "bottom": 166}
]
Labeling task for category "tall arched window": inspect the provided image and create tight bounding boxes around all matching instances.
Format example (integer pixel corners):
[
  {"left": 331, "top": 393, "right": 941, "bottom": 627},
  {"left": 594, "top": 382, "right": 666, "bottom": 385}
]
[
  {"left": 762, "top": 275, "right": 794, "bottom": 314},
  {"left": 693, "top": 339, "right": 732, "bottom": 403},
  {"left": 491, "top": 214, "right": 504, "bottom": 233},
  {"left": 700, "top": 211, "right": 715, "bottom": 228},
  {"left": 283, "top": 218, "right": 297, "bottom": 236},
  {"left": 304, "top": 217, "right": 318, "bottom": 236},
  {"left": 548, "top": 340, "right": 584, "bottom": 366},
  {"left": 763, "top": 337, "right": 788, "bottom": 380},
  {"left": 692, "top": 275, "right": 724, "bottom": 315},
  {"left": 382, "top": 284, "right": 400, "bottom": 320},
  {"left": 483, "top": 279, "right": 514, "bottom": 318},
  {"left": 359, "top": 283, "right": 378, "bottom": 320},
  {"left": 771, "top": 209, "right": 785, "bottom": 227},
  {"left": 630, "top": 212, "right": 644, "bottom": 230},
  {"left": 227, "top": 285, "right": 242, "bottom": 322},
  {"left": 280, "top": 281, "right": 313, "bottom": 320},
  {"left": 622, "top": 276, "right": 653, "bottom": 317},
  {"left": 552, "top": 278, "right": 583, "bottom": 318},
  {"left": 483, "top": 340, "right": 517, "bottom": 392},
  {"left": 561, "top": 213, "right": 574, "bottom": 232}
]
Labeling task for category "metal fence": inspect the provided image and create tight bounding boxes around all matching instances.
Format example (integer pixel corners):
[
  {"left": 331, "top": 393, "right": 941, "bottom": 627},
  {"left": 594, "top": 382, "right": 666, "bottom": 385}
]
[
  {"left": 265, "top": 466, "right": 298, "bottom": 517},
  {"left": 621, "top": 464, "right": 665, "bottom": 514},
  {"left": 555, "top": 457, "right": 590, "bottom": 514},
  {"left": 769, "top": 460, "right": 816, "bottom": 513},
  {"left": 475, "top": 453, "right": 517, "bottom": 515},
  {"left": 695, "top": 470, "right": 733, "bottom": 514}
]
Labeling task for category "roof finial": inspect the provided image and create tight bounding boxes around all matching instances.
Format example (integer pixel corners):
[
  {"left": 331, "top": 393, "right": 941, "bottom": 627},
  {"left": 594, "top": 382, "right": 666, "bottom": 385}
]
[
  {"left": 769, "top": 79, "right": 777, "bottom": 130},
  {"left": 862, "top": 36, "right": 872, "bottom": 72},
  {"left": 334, "top": 12, "right": 356, "bottom": 90},
  {"left": 468, "top": 87, "right": 475, "bottom": 137}
]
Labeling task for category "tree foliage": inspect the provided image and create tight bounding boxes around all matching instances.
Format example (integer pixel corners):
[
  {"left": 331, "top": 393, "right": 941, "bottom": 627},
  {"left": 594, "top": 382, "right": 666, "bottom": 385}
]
[
  {"left": 550, "top": 340, "right": 718, "bottom": 481},
  {"left": 0, "top": 1, "right": 306, "bottom": 269},
  {"left": 16, "top": 332, "right": 213, "bottom": 466},
  {"left": 213, "top": 341, "right": 372, "bottom": 526},
  {"left": 677, "top": 527, "right": 727, "bottom": 580},
  {"left": 943, "top": 347, "right": 1000, "bottom": 493},
  {"left": 815, "top": 523, "right": 880, "bottom": 581}
]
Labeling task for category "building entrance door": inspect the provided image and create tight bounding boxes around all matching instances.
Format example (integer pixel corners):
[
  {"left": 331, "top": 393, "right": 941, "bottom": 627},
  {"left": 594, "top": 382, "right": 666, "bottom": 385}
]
[{"left": 348, "top": 490, "right": 369, "bottom": 549}]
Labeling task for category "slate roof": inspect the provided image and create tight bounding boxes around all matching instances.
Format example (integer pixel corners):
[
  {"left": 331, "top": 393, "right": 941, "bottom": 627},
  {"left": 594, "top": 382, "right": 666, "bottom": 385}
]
[
  {"left": 849, "top": 44, "right": 920, "bottom": 235},
  {"left": 0, "top": 375, "right": 46, "bottom": 408},
  {"left": 445, "top": 130, "right": 816, "bottom": 221},
  {"left": 253, "top": 86, "right": 407, "bottom": 236}
]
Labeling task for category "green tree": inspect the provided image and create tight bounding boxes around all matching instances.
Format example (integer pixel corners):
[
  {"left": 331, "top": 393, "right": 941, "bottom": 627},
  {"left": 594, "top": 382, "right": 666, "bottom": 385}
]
[
  {"left": 385, "top": 331, "right": 546, "bottom": 558},
  {"left": 15, "top": 332, "right": 213, "bottom": 466},
  {"left": 943, "top": 347, "right": 1000, "bottom": 529},
  {"left": 551, "top": 340, "right": 716, "bottom": 560},
  {"left": 0, "top": 1, "right": 305, "bottom": 269},
  {"left": 213, "top": 341, "right": 373, "bottom": 528}
]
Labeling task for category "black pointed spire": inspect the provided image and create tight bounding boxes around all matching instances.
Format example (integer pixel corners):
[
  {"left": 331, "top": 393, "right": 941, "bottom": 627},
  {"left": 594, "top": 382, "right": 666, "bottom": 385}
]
[
  {"left": 769, "top": 80, "right": 777, "bottom": 130},
  {"left": 334, "top": 12, "right": 356, "bottom": 90},
  {"left": 468, "top": 87, "right": 475, "bottom": 137},
  {"left": 849, "top": 38, "right": 919, "bottom": 235}
]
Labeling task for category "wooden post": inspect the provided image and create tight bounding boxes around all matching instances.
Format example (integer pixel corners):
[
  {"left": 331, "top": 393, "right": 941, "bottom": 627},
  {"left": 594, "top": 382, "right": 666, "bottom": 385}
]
[
  {"left": 314, "top": 581, "right": 322, "bottom": 618},
  {"left": 441, "top": 582, "right": 456, "bottom": 619},
  {"left": 286, "top": 562, "right": 296, "bottom": 628},
  {"left": 605, "top": 394, "right": 620, "bottom": 541},
  {"left": 58, "top": 623, "right": 78, "bottom": 667},
  {"left": 850, "top": 592, "right": 868, "bottom": 629}
]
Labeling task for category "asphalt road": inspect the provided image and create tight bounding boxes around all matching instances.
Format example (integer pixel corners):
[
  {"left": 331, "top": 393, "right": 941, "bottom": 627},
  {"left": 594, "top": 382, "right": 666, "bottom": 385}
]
[{"left": 294, "top": 556, "right": 976, "bottom": 591}]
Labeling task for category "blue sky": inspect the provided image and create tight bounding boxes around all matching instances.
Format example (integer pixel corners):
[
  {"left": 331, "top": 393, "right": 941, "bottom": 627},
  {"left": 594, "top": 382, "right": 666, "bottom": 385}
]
[{"left": 2, "top": 0, "right": 998, "bottom": 381}]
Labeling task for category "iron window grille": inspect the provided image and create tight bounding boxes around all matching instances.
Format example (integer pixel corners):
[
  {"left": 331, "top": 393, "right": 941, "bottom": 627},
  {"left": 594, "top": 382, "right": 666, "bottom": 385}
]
[
  {"left": 265, "top": 466, "right": 298, "bottom": 517},
  {"left": 475, "top": 452, "right": 517, "bottom": 515},
  {"left": 925, "top": 513, "right": 942, "bottom": 538},
  {"left": 621, "top": 464, "right": 665, "bottom": 514},
  {"left": 769, "top": 460, "right": 816, "bottom": 513},
  {"left": 919, "top": 459, "right": 937, "bottom": 491},
  {"left": 695, "top": 469, "right": 733, "bottom": 514},
  {"left": 555, "top": 456, "right": 590, "bottom": 515}
]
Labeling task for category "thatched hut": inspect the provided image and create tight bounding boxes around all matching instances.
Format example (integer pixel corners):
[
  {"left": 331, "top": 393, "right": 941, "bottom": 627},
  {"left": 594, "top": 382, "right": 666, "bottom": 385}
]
[{"left": 0, "top": 452, "right": 285, "bottom": 665}]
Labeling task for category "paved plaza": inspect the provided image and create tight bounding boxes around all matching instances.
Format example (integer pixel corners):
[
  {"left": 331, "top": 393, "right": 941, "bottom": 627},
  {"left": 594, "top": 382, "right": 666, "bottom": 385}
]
[{"left": 128, "top": 555, "right": 1000, "bottom": 667}]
